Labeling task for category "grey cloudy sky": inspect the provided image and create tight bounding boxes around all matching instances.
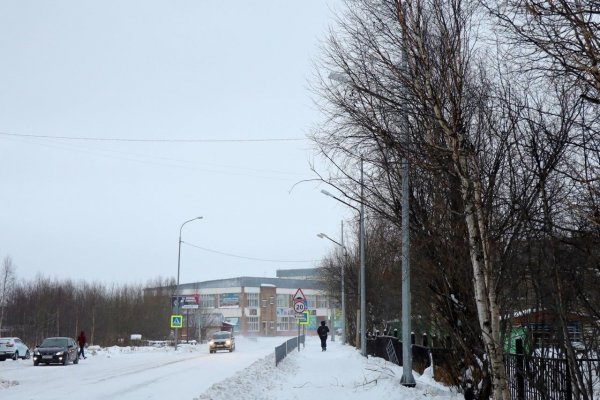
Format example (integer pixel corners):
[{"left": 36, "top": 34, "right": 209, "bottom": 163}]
[{"left": 0, "top": 1, "right": 352, "bottom": 285}]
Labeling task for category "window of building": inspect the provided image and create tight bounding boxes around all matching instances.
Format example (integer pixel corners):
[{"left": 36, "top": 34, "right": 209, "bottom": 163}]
[
  {"left": 276, "top": 294, "right": 290, "bottom": 308},
  {"left": 306, "top": 295, "right": 316, "bottom": 309},
  {"left": 219, "top": 293, "right": 240, "bottom": 308},
  {"left": 247, "top": 316, "right": 259, "bottom": 332},
  {"left": 269, "top": 321, "right": 275, "bottom": 330},
  {"left": 269, "top": 296, "right": 274, "bottom": 305},
  {"left": 261, "top": 299, "right": 267, "bottom": 308},
  {"left": 246, "top": 293, "right": 259, "bottom": 308},
  {"left": 568, "top": 322, "right": 582, "bottom": 342},
  {"left": 199, "top": 294, "right": 215, "bottom": 309},
  {"left": 277, "top": 315, "right": 291, "bottom": 331},
  {"left": 316, "top": 295, "right": 328, "bottom": 309}
]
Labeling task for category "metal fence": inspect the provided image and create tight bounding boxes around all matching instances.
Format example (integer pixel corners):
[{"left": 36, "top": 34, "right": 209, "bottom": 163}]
[
  {"left": 366, "top": 335, "right": 600, "bottom": 399},
  {"left": 505, "top": 353, "right": 600, "bottom": 400},
  {"left": 366, "top": 336, "right": 432, "bottom": 373},
  {"left": 275, "top": 335, "right": 305, "bottom": 366}
]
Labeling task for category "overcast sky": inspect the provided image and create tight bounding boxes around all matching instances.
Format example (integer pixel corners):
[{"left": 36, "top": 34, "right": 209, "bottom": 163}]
[{"left": 0, "top": 1, "right": 352, "bottom": 285}]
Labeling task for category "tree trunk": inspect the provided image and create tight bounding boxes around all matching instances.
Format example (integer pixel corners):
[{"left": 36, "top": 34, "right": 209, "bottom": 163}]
[
  {"left": 454, "top": 146, "right": 510, "bottom": 400},
  {"left": 461, "top": 183, "right": 510, "bottom": 400}
]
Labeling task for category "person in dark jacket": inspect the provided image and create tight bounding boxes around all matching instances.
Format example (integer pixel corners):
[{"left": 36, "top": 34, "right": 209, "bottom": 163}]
[
  {"left": 317, "top": 320, "right": 330, "bottom": 351},
  {"left": 77, "top": 331, "right": 87, "bottom": 359}
]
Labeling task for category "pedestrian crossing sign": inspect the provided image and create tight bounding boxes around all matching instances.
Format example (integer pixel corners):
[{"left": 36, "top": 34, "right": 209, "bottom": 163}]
[{"left": 170, "top": 315, "right": 183, "bottom": 328}]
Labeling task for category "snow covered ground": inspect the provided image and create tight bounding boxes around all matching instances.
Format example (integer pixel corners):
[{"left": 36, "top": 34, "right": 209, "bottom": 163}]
[
  {"left": 1, "top": 336, "right": 459, "bottom": 400},
  {"left": 198, "top": 336, "right": 459, "bottom": 400}
]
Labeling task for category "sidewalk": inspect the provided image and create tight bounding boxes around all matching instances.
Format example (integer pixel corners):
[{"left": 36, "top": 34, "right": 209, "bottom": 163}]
[{"left": 196, "top": 336, "right": 459, "bottom": 400}]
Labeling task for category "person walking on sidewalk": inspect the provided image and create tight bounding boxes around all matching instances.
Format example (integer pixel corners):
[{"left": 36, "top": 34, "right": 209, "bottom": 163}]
[
  {"left": 317, "top": 320, "right": 330, "bottom": 351},
  {"left": 77, "top": 331, "right": 87, "bottom": 359}
]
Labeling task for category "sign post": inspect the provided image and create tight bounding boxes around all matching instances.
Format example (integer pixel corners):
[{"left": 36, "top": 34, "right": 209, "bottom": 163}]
[
  {"left": 293, "top": 288, "right": 306, "bottom": 352},
  {"left": 171, "top": 295, "right": 198, "bottom": 346}
]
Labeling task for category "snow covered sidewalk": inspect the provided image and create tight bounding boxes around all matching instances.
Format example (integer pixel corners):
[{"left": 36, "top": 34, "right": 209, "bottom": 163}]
[{"left": 196, "top": 336, "right": 459, "bottom": 400}]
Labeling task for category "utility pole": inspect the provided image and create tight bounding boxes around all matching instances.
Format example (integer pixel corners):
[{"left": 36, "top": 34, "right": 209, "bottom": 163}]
[
  {"left": 399, "top": 8, "right": 416, "bottom": 386},
  {"left": 359, "top": 159, "right": 366, "bottom": 357},
  {"left": 341, "top": 220, "right": 346, "bottom": 345}
]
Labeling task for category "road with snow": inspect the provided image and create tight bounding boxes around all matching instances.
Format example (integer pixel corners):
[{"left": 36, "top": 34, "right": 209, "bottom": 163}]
[{"left": 0, "top": 336, "right": 287, "bottom": 400}]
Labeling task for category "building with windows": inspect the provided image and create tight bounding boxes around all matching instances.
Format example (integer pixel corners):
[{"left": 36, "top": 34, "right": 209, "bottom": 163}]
[{"left": 171, "top": 268, "right": 336, "bottom": 340}]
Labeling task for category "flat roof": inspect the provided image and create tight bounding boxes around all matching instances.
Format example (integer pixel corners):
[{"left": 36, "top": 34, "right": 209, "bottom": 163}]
[
  {"left": 177, "top": 276, "right": 325, "bottom": 291},
  {"left": 276, "top": 268, "right": 323, "bottom": 279}
]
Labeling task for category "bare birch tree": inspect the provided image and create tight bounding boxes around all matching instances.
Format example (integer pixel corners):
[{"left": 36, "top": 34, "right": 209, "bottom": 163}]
[
  {"left": 313, "top": 1, "right": 512, "bottom": 397},
  {"left": 0, "top": 256, "right": 16, "bottom": 335},
  {"left": 484, "top": 0, "right": 600, "bottom": 105}
]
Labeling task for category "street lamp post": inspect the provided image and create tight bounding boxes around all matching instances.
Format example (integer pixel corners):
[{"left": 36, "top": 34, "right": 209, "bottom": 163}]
[
  {"left": 174, "top": 216, "right": 203, "bottom": 350},
  {"left": 321, "top": 160, "right": 366, "bottom": 357},
  {"left": 399, "top": 21, "right": 416, "bottom": 386},
  {"left": 329, "top": 61, "right": 414, "bottom": 384},
  {"left": 317, "top": 222, "right": 347, "bottom": 345}
]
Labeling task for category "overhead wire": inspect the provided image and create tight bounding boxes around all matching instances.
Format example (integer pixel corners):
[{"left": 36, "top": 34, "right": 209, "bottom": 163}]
[
  {"left": 182, "top": 241, "right": 319, "bottom": 263},
  {"left": 0, "top": 131, "right": 305, "bottom": 143},
  {"left": 0, "top": 130, "right": 311, "bottom": 180}
]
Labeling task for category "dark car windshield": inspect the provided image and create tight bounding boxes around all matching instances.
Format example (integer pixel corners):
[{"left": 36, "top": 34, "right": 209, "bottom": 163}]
[
  {"left": 40, "top": 338, "right": 68, "bottom": 347},
  {"left": 212, "top": 332, "right": 231, "bottom": 340}
]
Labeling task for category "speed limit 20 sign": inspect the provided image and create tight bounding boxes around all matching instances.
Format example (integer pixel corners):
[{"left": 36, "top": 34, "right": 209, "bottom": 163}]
[{"left": 293, "top": 300, "right": 306, "bottom": 313}]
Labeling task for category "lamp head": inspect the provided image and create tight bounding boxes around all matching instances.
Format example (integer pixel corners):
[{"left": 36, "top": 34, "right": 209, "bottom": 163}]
[
  {"left": 328, "top": 72, "right": 350, "bottom": 83},
  {"left": 320, "top": 189, "right": 333, "bottom": 197},
  {"left": 317, "top": 233, "right": 326, "bottom": 239}
]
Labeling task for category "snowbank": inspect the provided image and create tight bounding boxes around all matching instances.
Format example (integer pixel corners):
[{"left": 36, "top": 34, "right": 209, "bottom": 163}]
[{"left": 195, "top": 336, "right": 459, "bottom": 400}]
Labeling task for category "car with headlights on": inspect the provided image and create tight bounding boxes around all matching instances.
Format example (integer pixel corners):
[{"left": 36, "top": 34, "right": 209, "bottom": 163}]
[
  {"left": 0, "top": 337, "right": 30, "bottom": 361},
  {"left": 208, "top": 331, "right": 235, "bottom": 353},
  {"left": 33, "top": 337, "right": 79, "bottom": 366}
]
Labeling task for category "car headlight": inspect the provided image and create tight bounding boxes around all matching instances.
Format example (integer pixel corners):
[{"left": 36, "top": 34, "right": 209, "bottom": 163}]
[
  {"left": 34, "top": 350, "right": 40, "bottom": 356},
  {"left": 208, "top": 340, "right": 214, "bottom": 347},
  {"left": 55, "top": 351, "right": 64, "bottom": 356},
  {"left": 225, "top": 340, "right": 231, "bottom": 346}
]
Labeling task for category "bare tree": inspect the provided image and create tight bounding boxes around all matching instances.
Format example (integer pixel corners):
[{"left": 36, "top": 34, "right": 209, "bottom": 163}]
[
  {"left": 5, "top": 276, "right": 173, "bottom": 346},
  {"left": 485, "top": 0, "right": 600, "bottom": 105},
  {"left": 313, "top": 1, "right": 514, "bottom": 397},
  {"left": 0, "top": 256, "right": 16, "bottom": 335},
  {"left": 311, "top": 0, "right": 600, "bottom": 397}
]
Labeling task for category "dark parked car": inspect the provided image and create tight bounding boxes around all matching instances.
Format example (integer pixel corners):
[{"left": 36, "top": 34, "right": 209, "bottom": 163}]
[{"left": 33, "top": 337, "right": 79, "bottom": 366}]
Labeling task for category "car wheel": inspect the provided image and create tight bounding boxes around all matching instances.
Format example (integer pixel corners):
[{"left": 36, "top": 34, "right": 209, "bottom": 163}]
[
  {"left": 23, "top": 350, "right": 31, "bottom": 360},
  {"left": 33, "top": 359, "right": 39, "bottom": 366},
  {"left": 12, "top": 351, "right": 18, "bottom": 360},
  {"left": 63, "top": 355, "right": 68, "bottom": 365},
  {"left": 74, "top": 355, "right": 79, "bottom": 364}
]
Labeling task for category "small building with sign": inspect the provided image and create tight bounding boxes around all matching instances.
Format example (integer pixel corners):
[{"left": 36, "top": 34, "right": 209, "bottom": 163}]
[{"left": 154, "top": 268, "right": 336, "bottom": 340}]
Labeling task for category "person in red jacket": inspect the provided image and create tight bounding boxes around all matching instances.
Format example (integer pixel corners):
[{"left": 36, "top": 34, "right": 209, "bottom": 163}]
[{"left": 77, "top": 331, "right": 87, "bottom": 359}]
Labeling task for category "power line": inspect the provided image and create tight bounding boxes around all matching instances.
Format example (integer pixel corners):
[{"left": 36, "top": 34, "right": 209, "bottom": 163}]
[
  {"left": 0, "top": 131, "right": 305, "bottom": 143},
  {"left": 182, "top": 241, "right": 319, "bottom": 263}
]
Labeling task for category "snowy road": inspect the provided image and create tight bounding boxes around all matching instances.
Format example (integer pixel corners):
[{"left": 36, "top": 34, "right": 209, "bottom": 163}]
[{"left": 0, "top": 336, "right": 288, "bottom": 400}]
